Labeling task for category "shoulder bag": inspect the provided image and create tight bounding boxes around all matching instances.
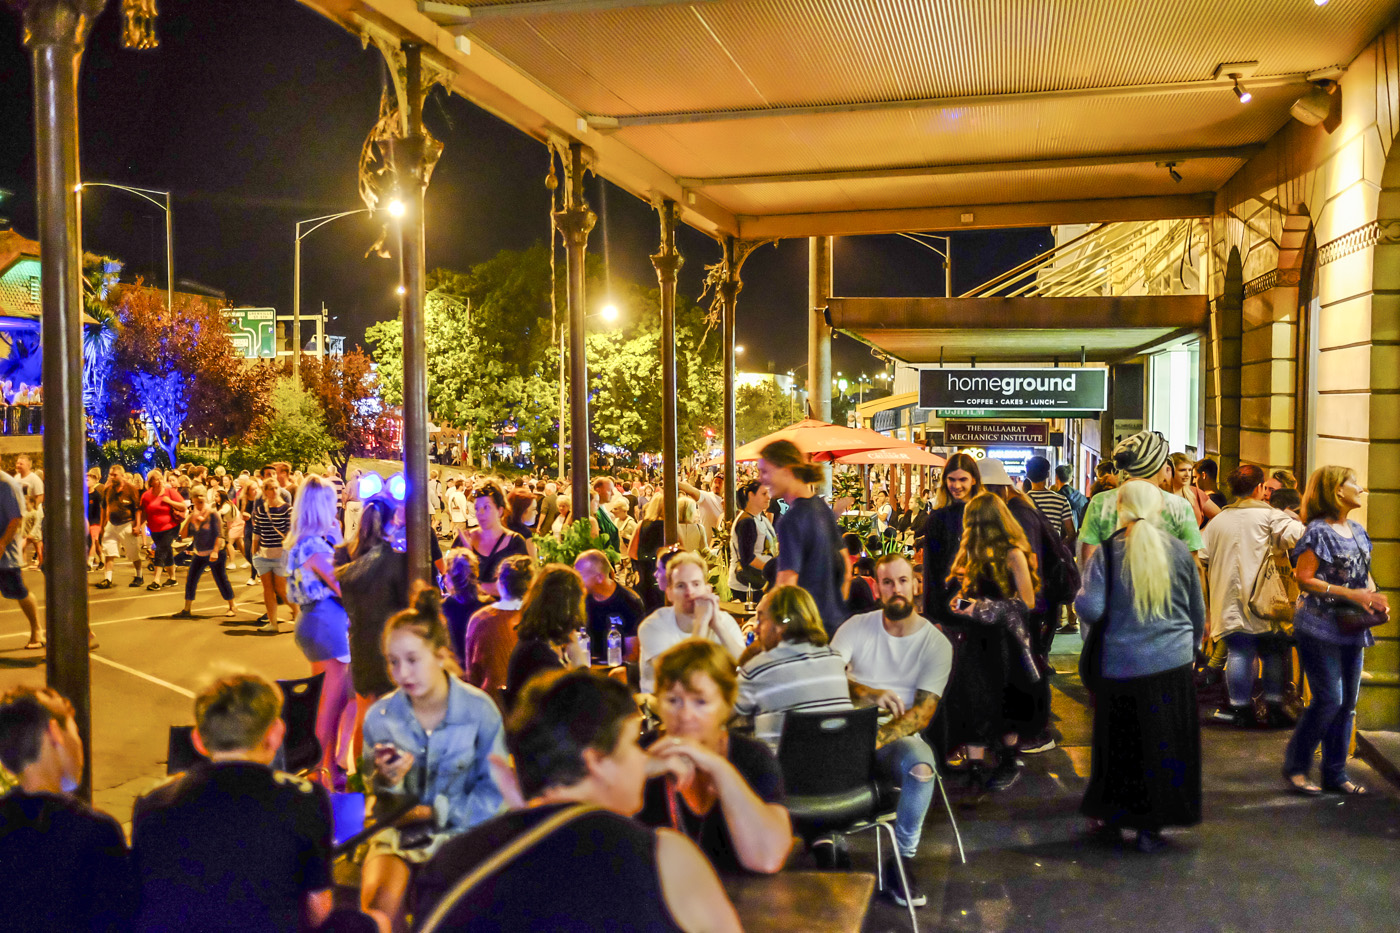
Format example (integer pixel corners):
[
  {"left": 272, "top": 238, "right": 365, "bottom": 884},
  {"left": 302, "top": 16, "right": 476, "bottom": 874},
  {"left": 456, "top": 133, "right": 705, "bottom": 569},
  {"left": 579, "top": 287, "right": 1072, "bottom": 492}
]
[
  {"left": 1333, "top": 546, "right": 1388, "bottom": 635},
  {"left": 1248, "top": 542, "right": 1299, "bottom": 630},
  {"left": 415, "top": 804, "right": 601, "bottom": 933},
  {"left": 1078, "top": 529, "right": 1124, "bottom": 696}
]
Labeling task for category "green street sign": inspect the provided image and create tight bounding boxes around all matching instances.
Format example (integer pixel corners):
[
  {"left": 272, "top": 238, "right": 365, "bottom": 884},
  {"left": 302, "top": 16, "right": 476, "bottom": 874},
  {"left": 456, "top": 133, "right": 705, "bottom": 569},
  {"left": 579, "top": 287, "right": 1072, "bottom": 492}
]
[{"left": 223, "top": 307, "right": 277, "bottom": 359}]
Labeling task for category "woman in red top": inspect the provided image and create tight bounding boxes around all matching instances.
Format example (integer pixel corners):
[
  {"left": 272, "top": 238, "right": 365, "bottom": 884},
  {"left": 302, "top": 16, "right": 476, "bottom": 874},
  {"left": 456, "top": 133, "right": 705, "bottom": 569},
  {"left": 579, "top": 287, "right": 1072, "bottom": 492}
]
[{"left": 139, "top": 470, "right": 186, "bottom": 591}]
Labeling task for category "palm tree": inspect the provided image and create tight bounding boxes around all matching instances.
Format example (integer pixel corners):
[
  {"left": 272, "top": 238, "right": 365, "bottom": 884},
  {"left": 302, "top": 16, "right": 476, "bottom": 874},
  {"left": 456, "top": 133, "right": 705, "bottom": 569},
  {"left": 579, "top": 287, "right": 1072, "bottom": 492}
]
[{"left": 81, "top": 254, "right": 122, "bottom": 443}]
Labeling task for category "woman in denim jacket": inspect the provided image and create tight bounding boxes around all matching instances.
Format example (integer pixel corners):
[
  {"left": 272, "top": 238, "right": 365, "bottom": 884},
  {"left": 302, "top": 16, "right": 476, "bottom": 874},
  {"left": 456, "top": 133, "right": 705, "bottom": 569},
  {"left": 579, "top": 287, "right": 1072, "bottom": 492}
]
[{"left": 360, "top": 584, "right": 506, "bottom": 933}]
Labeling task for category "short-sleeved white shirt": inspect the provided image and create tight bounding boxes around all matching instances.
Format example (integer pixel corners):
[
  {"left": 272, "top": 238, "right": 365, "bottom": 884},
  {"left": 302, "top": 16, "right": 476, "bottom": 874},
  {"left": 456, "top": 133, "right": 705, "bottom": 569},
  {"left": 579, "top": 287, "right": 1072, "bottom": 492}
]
[
  {"left": 637, "top": 606, "right": 744, "bottom": 694},
  {"left": 829, "top": 610, "right": 953, "bottom": 707}
]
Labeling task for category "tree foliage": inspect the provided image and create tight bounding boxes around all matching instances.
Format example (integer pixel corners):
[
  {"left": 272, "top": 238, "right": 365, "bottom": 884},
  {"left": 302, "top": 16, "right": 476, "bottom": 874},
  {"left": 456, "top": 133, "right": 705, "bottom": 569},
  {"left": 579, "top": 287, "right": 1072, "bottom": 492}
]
[
  {"left": 735, "top": 377, "right": 791, "bottom": 445},
  {"left": 299, "top": 347, "right": 388, "bottom": 476},
  {"left": 105, "top": 285, "right": 265, "bottom": 467},
  {"left": 367, "top": 244, "right": 724, "bottom": 467},
  {"left": 246, "top": 377, "right": 340, "bottom": 471}
]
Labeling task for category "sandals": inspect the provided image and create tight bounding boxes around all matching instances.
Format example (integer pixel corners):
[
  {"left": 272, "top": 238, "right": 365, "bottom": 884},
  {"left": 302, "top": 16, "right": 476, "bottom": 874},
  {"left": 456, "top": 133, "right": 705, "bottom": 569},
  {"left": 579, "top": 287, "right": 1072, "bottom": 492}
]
[
  {"left": 146, "top": 582, "right": 161, "bottom": 591},
  {"left": 1285, "top": 774, "right": 1322, "bottom": 796},
  {"left": 23, "top": 638, "right": 43, "bottom": 651},
  {"left": 1322, "top": 780, "right": 1368, "bottom": 796}
]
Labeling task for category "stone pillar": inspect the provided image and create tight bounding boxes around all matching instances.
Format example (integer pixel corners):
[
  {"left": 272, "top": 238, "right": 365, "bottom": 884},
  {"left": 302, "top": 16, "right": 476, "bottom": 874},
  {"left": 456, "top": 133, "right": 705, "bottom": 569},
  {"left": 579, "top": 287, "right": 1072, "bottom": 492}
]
[
  {"left": 808, "top": 236, "right": 833, "bottom": 496},
  {"left": 393, "top": 44, "right": 431, "bottom": 584},
  {"left": 19, "top": 0, "right": 109, "bottom": 801},
  {"left": 653, "top": 199, "right": 682, "bottom": 545},
  {"left": 554, "top": 143, "right": 596, "bottom": 524}
]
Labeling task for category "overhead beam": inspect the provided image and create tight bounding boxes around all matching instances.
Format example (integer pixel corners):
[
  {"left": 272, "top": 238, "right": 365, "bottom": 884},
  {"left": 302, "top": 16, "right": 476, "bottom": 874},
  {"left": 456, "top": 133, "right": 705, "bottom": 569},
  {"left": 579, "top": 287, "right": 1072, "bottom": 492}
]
[
  {"left": 589, "top": 73, "right": 1316, "bottom": 128},
  {"left": 737, "top": 193, "right": 1216, "bottom": 239},
  {"left": 420, "top": 0, "right": 711, "bottom": 24},
  {"left": 828, "top": 295, "right": 1208, "bottom": 332},
  {"left": 678, "top": 146, "right": 1261, "bottom": 188}
]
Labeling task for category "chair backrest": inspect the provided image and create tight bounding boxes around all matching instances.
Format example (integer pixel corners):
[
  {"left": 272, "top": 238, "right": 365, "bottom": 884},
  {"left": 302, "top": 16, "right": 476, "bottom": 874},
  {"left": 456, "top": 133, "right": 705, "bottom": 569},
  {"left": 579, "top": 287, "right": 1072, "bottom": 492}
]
[
  {"left": 166, "top": 725, "right": 207, "bottom": 775},
  {"left": 277, "top": 672, "right": 325, "bottom": 774},
  {"left": 776, "top": 706, "right": 880, "bottom": 797}
]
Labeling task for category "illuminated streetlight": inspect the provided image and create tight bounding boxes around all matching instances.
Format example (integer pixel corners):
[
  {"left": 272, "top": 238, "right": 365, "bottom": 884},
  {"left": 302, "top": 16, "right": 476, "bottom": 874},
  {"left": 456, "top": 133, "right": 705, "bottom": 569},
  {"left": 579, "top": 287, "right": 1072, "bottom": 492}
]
[
  {"left": 601, "top": 303, "right": 619, "bottom": 322},
  {"left": 735, "top": 344, "right": 745, "bottom": 355},
  {"left": 387, "top": 199, "right": 406, "bottom": 218},
  {"left": 396, "top": 285, "right": 407, "bottom": 296}
]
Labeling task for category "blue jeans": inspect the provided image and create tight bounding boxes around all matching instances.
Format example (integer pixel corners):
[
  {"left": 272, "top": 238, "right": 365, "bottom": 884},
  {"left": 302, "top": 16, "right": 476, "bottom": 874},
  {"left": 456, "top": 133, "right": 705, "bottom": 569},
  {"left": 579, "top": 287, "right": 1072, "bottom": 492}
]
[
  {"left": 1224, "top": 632, "right": 1284, "bottom": 706},
  {"left": 875, "top": 735, "right": 937, "bottom": 857},
  {"left": 1284, "top": 634, "right": 1364, "bottom": 786}
]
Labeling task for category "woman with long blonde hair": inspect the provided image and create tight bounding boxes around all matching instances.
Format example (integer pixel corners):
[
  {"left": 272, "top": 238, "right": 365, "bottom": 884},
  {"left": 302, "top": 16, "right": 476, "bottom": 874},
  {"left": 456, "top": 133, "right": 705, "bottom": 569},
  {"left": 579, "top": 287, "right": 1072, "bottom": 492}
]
[
  {"left": 942, "top": 492, "right": 1039, "bottom": 791},
  {"left": 1074, "top": 480, "right": 1205, "bottom": 852}
]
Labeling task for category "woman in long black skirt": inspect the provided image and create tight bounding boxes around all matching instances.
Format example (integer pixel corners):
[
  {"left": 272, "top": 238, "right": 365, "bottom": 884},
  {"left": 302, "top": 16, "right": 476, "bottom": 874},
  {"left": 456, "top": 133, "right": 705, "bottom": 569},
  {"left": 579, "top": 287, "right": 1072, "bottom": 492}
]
[{"left": 1074, "top": 479, "right": 1206, "bottom": 852}]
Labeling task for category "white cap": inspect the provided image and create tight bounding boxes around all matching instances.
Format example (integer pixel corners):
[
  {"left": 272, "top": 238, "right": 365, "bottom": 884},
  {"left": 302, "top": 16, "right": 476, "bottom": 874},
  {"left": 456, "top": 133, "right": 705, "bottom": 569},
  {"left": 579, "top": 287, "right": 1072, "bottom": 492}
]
[{"left": 977, "top": 458, "right": 1013, "bottom": 486}]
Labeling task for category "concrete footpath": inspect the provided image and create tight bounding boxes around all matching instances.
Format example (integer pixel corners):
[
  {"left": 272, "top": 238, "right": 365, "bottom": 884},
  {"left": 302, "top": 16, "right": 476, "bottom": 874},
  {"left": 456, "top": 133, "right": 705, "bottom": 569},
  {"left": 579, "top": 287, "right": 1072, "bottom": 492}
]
[{"left": 848, "top": 637, "right": 1399, "bottom": 933}]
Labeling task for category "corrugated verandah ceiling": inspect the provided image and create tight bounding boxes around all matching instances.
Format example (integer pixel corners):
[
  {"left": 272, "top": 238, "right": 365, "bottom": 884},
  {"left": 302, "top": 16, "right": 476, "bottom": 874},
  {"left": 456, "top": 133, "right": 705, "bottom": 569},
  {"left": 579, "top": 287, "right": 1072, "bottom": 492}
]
[{"left": 301, "top": 0, "right": 1400, "bottom": 237}]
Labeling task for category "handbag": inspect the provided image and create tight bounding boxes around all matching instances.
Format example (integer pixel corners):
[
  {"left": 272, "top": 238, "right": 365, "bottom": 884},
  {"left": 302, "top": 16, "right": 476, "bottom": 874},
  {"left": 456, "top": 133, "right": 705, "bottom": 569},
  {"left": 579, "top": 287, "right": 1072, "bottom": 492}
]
[
  {"left": 1078, "top": 529, "right": 1123, "bottom": 696},
  {"left": 1248, "top": 545, "right": 1299, "bottom": 627},
  {"left": 1329, "top": 547, "right": 1388, "bottom": 635},
  {"left": 415, "top": 804, "right": 600, "bottom": 933}
]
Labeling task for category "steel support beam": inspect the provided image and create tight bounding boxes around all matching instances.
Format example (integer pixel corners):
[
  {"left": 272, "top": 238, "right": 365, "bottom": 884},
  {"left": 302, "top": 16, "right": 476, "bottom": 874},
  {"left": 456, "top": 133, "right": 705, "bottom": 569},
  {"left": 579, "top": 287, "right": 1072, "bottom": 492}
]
[
  {"left": 589, "top": 73, "right": 1316, "bottom": 129},
  {"left": 19, "top": 0, "right": 108, "bottom": 802},
  {"left": 739, "top": 194, "right": 1216, "bottom": 240},
  {"left": 808, "top": 236, "right": 833, "bottom": 498},
  {"left": 717, "top": 238, "right": 739, "bottom": 527},
  {"left": 653, "top": 199, "right": 682, "bottom": 546},
  {"left": 394, "top": 43, "right": 432, "bottom": 584},
  {"left": 555, "top": 142, "right": 596, "bottom": 524},
  {"left": 678, "top": 146, "right": 1261, "bottom": 188}
]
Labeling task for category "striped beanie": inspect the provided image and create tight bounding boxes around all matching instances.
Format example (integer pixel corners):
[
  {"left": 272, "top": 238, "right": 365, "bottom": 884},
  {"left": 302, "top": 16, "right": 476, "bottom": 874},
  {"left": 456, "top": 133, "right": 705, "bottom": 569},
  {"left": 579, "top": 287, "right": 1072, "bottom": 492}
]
[{"left": 1112, "top": 430, "right": 1170, "bottom": 480}]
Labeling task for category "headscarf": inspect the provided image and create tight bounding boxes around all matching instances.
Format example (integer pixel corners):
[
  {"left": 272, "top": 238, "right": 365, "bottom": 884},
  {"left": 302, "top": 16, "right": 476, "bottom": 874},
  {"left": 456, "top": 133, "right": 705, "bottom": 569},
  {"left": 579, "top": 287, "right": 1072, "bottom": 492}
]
[{"left": 1112, "top": 430, "right": 1170, "bottom": 480}]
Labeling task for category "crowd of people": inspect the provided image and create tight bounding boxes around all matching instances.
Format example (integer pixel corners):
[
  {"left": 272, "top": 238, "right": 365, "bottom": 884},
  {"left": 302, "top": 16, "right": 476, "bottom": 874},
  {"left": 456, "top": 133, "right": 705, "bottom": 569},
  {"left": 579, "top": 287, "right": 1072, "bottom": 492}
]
[{"left": 0, "top": 427, "right": 1386, "bottom": 930}]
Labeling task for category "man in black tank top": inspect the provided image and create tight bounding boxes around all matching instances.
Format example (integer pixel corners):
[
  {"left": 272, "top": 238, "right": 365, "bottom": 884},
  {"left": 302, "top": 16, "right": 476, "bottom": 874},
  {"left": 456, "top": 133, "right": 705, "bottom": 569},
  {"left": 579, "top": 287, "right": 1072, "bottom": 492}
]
[{"left": 412, "top": 671, "right": 740, "bottom": 933}]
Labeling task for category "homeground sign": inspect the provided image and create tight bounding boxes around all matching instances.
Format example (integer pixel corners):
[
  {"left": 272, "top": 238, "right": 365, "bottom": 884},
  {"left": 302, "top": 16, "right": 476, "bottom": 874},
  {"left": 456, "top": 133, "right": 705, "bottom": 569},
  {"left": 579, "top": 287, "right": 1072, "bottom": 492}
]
[{"left": 919, "top": 368, "right": 1108, "bottom": 413}]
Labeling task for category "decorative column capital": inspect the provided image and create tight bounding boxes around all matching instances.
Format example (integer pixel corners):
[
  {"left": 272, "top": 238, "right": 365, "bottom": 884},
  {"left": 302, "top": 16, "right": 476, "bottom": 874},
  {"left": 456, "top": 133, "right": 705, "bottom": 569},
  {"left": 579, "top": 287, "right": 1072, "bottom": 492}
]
[
  {"left": 14, "top": 0, "right": 108, "bottom": 48},
  {"left": 716, "top": 278, "right": 742, "bottom": 304},
  {"left": 553, "top": 206, "right": 596, "bottom": 247},
  {"left": 651, "top": 250, "right": 683, "bottom": 281}
]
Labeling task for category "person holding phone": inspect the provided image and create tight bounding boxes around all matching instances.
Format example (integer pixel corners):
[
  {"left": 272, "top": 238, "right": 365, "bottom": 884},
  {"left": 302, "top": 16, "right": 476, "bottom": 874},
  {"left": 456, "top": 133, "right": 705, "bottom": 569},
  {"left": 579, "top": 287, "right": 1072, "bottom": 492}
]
[
  {"left": 360, "top": 585, "right": 505, "bottom": 933},
  {"left": 637, "top": 552, "right": 746, "bottom": 695}
]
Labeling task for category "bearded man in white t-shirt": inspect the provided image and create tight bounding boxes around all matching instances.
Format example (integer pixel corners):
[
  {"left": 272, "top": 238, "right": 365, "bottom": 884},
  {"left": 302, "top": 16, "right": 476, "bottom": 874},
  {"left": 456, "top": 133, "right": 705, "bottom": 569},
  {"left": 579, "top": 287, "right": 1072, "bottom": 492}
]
[
  {"left": 637, "top": 552, "right": 746, "bottom": 693},
  {"left": 830, "top": 553, "right": 953, "bottom": 910}
]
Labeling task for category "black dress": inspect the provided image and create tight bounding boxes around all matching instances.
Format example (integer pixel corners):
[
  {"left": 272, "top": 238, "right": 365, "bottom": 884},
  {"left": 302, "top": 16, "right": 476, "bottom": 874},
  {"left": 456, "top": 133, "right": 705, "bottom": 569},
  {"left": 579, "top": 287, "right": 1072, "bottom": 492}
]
[{"left": 941, "top": 568, "right": 1038, "bottom": 750}]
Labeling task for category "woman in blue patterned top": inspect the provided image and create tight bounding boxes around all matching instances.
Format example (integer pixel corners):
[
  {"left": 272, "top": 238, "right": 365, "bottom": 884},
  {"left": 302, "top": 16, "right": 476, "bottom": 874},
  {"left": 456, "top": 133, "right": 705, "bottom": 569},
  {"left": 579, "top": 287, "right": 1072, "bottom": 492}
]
[
  {"left": 286, "top": 475, "right": 352, "bottom": 785},
  {"left": 1283, "top": 466, "right": 1389, "bottom": 796}
]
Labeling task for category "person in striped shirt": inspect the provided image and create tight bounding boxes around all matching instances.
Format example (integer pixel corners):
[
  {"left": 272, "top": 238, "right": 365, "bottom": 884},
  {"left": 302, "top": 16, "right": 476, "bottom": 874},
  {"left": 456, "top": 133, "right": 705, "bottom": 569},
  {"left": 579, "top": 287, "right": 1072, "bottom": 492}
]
[{"left": 734, "top": 586, "right": 852, "bottom": 751}]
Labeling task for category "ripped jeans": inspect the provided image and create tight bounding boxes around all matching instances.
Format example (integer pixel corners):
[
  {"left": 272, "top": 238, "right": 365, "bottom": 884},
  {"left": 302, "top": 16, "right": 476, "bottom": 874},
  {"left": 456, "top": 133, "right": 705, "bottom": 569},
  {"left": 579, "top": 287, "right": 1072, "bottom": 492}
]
[{"left": 875, "top": 734, "right": 938, "bottom": 857}]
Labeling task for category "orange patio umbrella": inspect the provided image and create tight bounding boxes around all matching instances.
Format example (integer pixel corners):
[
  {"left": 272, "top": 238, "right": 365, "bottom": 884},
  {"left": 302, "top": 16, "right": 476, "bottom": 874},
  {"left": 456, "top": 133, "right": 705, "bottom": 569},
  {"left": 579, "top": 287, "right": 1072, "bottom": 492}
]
[
  {"left": 705, "top": 418, "right": 925, "bottom": 465},
  {"left": 834, "top": 446, "right": 945, "bottom": 466}
]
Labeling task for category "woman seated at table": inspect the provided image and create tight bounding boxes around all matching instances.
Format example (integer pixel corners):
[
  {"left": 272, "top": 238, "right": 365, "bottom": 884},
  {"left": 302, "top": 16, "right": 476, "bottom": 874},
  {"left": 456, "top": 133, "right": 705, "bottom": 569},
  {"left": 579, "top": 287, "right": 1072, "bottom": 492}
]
[
  {"left": 637, "top": 639, "right": 792, "bottom": 874},
  {"left": 734, "top": 586, "right": 853, "bottom": 751},
  {"left": 505, "top": 564, "right": 591, "bottom": 707},
  {"left": 637, "top": 552, "right": 746, "bottom": 694}
]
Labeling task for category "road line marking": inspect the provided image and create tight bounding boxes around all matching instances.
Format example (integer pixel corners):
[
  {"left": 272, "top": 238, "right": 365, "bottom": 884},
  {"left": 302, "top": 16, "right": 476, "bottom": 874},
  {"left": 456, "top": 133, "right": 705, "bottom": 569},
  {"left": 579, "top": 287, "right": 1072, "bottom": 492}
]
[
  {"left": 89, "top": 653, "right": 196, "bottom": 698},
  {"left": 0, "top": 604, "right": 260, "bottom": 642}
]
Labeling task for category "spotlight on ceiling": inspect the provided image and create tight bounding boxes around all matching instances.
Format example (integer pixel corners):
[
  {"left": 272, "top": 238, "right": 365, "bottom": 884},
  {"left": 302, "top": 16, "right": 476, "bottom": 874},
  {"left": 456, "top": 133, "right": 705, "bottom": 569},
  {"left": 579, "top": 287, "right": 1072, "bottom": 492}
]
[
  {"left": 1156, "top": 161, "right": 1183, "bottom": 183},
  {"left": 1314, "top": 0, "right": 1328, "bottom": 6},
  {"left": 1232, "top": 77, "right": 1252, "bottom": 103},
  {"left": 1291, "top": 82, "right": 1335, "bottom": 126}
]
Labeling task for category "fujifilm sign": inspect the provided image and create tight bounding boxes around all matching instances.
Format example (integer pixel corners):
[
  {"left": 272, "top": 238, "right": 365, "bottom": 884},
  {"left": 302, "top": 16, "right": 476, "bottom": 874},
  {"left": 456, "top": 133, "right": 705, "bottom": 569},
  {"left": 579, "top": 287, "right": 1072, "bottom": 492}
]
[{"left": 919, "top": 367, "right": 1108, "bottom": 413}]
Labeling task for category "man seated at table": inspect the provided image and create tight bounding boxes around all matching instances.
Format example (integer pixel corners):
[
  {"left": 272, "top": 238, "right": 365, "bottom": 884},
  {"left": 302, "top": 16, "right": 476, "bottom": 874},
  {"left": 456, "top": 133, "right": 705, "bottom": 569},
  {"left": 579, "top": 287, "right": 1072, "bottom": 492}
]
[
  {"left": 575, "top": 548, "right": 646, "bottom": 664},
  {"left": 830, "top": 553, "right": 953, "bottom": 910},
  {"left": 413, "top": 669, "right": 742, "bottom": 932},
  {"left": 131, "top": 673, "right": 333, "bottom": 933},
  {"left": 0, "top": 685, "right": 135, "bottom": 933},
  {"left": 637, "top": 552, "right": 746, "bottom": 694}
]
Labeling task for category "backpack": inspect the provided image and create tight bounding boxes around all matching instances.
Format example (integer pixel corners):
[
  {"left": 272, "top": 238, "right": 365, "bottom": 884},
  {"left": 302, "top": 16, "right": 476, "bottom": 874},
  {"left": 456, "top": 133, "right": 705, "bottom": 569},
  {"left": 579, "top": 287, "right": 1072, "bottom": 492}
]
[{"left": 1022, "top": 504, "right": 1081, "bottom": 606}]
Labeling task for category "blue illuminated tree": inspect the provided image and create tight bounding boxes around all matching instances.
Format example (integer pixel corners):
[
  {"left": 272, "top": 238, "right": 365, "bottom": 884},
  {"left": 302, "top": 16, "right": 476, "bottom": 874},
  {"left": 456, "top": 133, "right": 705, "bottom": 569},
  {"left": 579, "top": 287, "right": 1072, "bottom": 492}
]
[{"left": 81, "top": 256, "right": 122, "bottom": 443}]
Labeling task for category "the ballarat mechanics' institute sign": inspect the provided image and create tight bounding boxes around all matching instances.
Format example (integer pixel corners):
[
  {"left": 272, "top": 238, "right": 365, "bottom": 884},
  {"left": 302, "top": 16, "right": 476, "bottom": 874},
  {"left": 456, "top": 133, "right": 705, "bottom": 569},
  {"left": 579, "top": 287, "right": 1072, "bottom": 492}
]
[
  {"left": 919, "top": 368, "right": 1108, "bottom": 413},
  {"left": 945, "top": 420, "right": 1050, "bottom": 446}
]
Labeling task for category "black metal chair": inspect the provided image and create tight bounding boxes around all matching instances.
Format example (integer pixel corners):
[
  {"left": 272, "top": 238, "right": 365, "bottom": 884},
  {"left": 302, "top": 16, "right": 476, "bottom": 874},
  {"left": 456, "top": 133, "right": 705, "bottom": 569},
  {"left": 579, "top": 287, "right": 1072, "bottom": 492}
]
[
  {"left": 165, "top": 725, "right": 206, "bottom": 775},
  {"left": 776, "top": 706, "right": 920, "bottom": 930},
  {"left": 277, "top": 672, "right": 325, "bottom": 776}
]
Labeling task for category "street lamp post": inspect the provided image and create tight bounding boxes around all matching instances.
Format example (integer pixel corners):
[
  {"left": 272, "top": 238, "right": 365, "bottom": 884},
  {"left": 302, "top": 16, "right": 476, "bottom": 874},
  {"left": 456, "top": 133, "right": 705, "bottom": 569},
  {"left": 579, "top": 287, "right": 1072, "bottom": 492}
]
[
  {"left": 900, "top": 232, "right": 953, "bottom": 297},
  {"left": 77, "top": 182, "right": 173, "bottom": 311},
  {"left": 294, "top": 204, "right": 399, "bottom": 383}
]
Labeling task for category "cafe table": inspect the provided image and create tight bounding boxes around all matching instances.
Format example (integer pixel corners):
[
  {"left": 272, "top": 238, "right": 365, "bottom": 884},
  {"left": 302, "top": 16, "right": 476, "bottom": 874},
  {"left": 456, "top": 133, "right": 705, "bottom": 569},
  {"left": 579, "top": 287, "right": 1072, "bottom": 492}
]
[
  {"left": 723, "top": 871, "right": 875, "bottom": 933},
  {"left": 719, "top": 600, "right": 758, "bottom": 623}
]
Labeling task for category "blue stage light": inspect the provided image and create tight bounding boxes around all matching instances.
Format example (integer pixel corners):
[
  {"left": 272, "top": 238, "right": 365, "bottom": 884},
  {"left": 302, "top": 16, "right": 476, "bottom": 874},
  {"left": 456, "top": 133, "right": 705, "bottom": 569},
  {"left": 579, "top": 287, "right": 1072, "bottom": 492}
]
[
  {"left": 387, "top": 473, "right": 406, "bottom": 501},
  {"left": 357, "top": 472, "right": 383, "bottom": 499}
]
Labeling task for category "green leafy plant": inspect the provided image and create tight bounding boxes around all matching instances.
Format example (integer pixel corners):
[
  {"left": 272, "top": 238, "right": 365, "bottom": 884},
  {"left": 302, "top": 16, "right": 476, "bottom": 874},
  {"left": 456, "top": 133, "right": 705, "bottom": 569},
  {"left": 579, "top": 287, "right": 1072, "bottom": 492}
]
[{"left": 536, "top": 519, "right": 621, "bottom": 568}]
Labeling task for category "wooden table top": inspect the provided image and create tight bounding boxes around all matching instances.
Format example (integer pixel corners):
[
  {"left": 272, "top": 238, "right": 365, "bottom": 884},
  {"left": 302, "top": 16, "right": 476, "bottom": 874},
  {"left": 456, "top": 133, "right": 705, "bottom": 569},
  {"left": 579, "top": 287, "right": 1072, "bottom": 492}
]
[
  {"left": 723, "top": 871, "right": 875, "bottom": 933},
  {"left": 719, "top": 600, "right": 757, "bottom": 619}
]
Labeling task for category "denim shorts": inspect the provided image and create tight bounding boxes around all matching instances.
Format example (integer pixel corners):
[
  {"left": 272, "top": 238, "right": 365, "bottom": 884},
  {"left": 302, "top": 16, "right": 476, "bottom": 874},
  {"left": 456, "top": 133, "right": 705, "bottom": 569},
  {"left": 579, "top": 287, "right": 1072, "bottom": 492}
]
[
  {"left": 294, "top": 598, "right": 351, "bottom": 663},
  {"left": 251, "top": 552, "right": 289, "bottom": 578}
]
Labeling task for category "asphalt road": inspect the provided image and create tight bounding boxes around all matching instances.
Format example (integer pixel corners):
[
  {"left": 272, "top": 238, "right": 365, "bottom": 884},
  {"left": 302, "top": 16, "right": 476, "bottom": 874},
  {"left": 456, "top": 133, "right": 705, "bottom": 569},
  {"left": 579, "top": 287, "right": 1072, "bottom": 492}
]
[{"left": 0, "top": 563, "right": 310, "bottom": 826}]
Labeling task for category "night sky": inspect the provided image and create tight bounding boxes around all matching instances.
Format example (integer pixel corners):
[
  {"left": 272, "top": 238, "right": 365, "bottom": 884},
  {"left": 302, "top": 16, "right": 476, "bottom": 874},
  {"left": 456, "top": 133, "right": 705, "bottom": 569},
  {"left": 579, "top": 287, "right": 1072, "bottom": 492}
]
[{"left": 1, "top": 0, "right": 1051, "bottom": 380}]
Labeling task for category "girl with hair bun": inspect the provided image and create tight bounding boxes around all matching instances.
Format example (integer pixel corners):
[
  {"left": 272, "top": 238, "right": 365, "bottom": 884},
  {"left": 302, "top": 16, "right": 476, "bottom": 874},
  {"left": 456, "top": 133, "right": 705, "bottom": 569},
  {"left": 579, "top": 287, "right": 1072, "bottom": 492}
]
[
  {"left": 360, "top": 582, "right": 507, "bottom": 932},
  {"left": 759, "top": 439, "right": 848, "bottom": 634}
]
